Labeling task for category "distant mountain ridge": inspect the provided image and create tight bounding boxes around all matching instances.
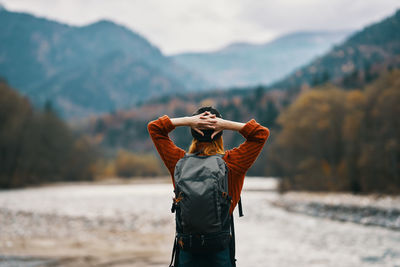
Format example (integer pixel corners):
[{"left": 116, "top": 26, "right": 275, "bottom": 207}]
[
  {"left": 73, "top": 8, "right": 400, "bottom": 177},
  {"left": 2, "top": 5, "right": 397, "bottom": 120},
  {"left": 170, "top": 30, "right": 352, "bottom": 88},
  {"left": 271, "top": 9, "right": 400, "bottom": 90},
  {"left": 0, "top": 8, "right": 209, "bottom": 118}
]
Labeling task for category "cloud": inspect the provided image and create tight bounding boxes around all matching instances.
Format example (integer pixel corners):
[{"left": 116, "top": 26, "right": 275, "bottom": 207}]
[
  {"left": 1, "top": 0, "right": 399, "bottom": 55},
  {"left": 237, "top": 0, "right": 400, "bottom": 32}
]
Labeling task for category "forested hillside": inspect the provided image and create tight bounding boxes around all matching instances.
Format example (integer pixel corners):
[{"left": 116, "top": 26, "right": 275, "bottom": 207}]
[
  {"left": 271, "top": 70, "right": 400, "bottom": 193},
  {"left": 272, "top": 9, "right": 400, "bottom": 93},
  {"left": 81, "top": 66, "right": 399, "bottom": 193},
  {"left": 0, "top": 8, "right": 209, "bottom": 118},
  {"left": 0, "top": 80, "right": 98, "bottom": 188},
  {"left": 76, "top": 84, "right": 281, "bottom": 175}
]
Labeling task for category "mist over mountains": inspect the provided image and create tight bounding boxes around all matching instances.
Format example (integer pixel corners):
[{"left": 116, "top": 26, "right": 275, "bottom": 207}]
[
  {"left": 0, "top": 7, "right": 356, "bottom": 119},
  {"left": 170, "top": 30, "right": 351, "bottom": 88},
  {"left": 272, "top": 9, "right": 400, "bottom": 91}
]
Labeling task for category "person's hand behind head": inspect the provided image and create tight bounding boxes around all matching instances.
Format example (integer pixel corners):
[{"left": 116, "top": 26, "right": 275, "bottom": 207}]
[
  {"left": 190, "top": 111, "right": 220, "bottom": 136},
  {"left": 206, "top": 113, "right": 224, "bottom": 139}
]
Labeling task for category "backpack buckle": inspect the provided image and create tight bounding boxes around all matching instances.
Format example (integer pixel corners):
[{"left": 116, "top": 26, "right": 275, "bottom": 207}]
[
  {"left": 171, "top": 192, "right": 184, "bottom": 213},
  {"left": 171, "top": 202, "right": 176, "bottom": 213}
]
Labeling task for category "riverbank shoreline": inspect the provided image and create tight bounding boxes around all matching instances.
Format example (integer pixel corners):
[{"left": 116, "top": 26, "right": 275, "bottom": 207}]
[
  {"left": 272, "top": 192, "right": 400, "bottom": 231},
  {"left": 0, "top": 207, "right": 172, "bottom": 267},
  {"left": 0, "top": 179, "right": 175, "bottom": 267},
  {"left": 2, "top": 176, "right": 172, "bottom": 190},
  {"left": 1, "top": 178, "right": 400, "bottom": 266}
]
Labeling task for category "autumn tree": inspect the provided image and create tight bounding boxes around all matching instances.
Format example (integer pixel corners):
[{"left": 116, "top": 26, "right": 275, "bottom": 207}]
[
  {"left": 0, "top": 81, "right": 99, "bottom": 188},
  {"left": 271, "top": 85, "right": 349, "bottom": 191},
  {"left": 358, "top": 70, "right": 400, "bottom": 192},
  {"left": 273, "top": 70, "right": 400, "bottom": 193}
]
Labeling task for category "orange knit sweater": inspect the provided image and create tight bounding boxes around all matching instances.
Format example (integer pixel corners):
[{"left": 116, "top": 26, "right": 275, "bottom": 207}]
[{"left": 147, "top": 115, "right": 270, "bottom": 214}]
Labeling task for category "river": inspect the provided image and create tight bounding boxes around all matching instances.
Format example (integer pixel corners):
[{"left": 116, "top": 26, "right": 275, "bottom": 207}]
[{"left": 0, "top": 177, "right": 399, "bottom": 266}]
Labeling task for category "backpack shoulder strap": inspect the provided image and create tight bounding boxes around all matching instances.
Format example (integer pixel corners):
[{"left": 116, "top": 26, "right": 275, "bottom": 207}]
[
  {"left": 238, "top": 197, "right": 244, "bottom": 217},
  {"left": 229, "top": 215, "right": 237, "bottom": 267},
  {"left": 169, "top": 234, "right": 180, "bottom": 267}
]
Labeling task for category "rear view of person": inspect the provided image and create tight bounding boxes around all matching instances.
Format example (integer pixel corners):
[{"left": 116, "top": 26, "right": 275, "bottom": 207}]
[{"left": 147, "top": 106, "right": 270, "bottom": 267}]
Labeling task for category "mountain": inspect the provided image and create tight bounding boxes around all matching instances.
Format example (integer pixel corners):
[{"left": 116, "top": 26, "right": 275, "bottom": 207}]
[
  {"left": 0, "top": 8, "right": 209, "bottom": 118},
  {"left": 77, "top": 9, "right": 400, "bottom": 156},
  {"left": 169, "top": 30, "right": 351, "bottom": 88},
  {"left": 271, "top": 9, "right": 400, "bottom": 91}
]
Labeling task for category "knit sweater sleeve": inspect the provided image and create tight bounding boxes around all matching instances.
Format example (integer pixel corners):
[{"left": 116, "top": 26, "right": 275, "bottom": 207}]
[
  {"left": 223, "top": 119, "right": 270, "bottom": 208},
  {"left": 225, "top": 119, "right": 270, "bottom": 172},
  {"left": 147, "top": 115, "right": 186, "bottom": 185}
]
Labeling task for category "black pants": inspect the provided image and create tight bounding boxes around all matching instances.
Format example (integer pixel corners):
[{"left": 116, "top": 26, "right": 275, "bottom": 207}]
[{"left": 178, "top": 247, "right": 232, "bottom": 267}]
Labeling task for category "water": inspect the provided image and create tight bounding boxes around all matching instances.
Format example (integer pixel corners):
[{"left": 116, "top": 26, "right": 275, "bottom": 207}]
[{"left": 0, "top": 177, "right": 399, "bottom": 266}]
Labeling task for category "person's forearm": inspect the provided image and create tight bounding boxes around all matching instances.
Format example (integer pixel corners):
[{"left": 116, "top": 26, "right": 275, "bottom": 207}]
[
  {"left": 170, "top": 116, "right": 191, "bottom": 127},
  {"left": 170, "top": 115, "right": 245, "bottom": 131},
  {"left": 221, "top": 119, "right": 245, "bottom": 131}
]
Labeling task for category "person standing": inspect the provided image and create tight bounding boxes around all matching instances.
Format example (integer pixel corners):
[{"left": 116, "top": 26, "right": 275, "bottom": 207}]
[{"left": 148, "top": 106, "right": 270, "bottom": 266}]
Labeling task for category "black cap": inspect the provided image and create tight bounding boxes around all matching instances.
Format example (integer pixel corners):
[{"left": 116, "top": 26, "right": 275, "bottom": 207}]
[{"left": 190, "top": 106, "right": 223, "bottom": 142}]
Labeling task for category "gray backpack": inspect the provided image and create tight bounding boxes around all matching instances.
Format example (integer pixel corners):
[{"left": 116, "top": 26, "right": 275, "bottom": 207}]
[{"left": 169, "top": 152, "right": 243, "bottom": 267}]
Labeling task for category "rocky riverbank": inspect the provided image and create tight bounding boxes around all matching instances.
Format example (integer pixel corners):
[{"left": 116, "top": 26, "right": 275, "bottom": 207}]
[
  {"left": 272, "top": 192, "right": 400, "bottom": 230},
  {"left": 0, "top": 181, "right": 175, "bottom": 267},
  {"left": 0, "top": 207, "right": 172, "bottom": 266},
  {"left": 1, "top": 179, "right": 400, "bottom": 266}
]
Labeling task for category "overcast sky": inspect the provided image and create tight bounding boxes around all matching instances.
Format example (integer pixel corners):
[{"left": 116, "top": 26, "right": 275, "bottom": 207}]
[{"left": 1, "top": 0, "right": 399, "bottom": 55}]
